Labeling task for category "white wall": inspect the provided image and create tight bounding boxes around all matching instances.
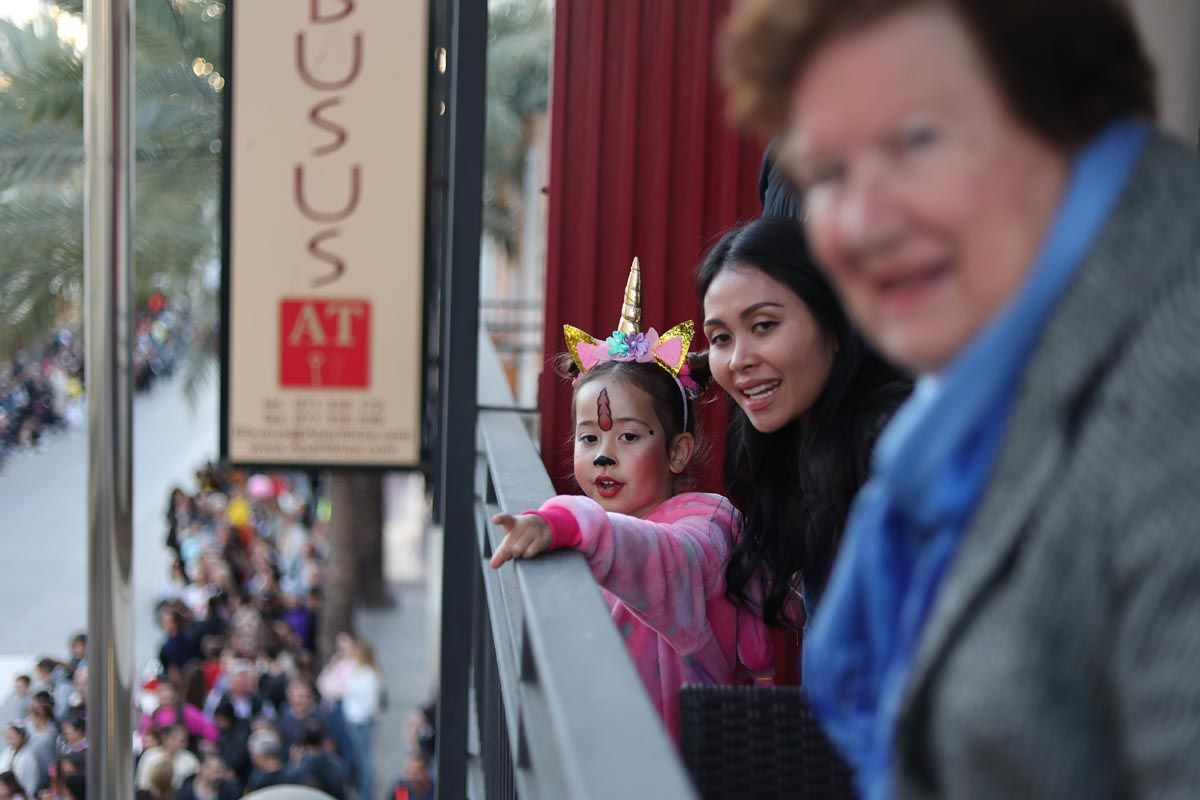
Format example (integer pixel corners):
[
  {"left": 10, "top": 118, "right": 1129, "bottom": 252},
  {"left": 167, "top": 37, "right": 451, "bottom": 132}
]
[{"left": 1130, "top": 0, "right": 1200, "bottom": 146}]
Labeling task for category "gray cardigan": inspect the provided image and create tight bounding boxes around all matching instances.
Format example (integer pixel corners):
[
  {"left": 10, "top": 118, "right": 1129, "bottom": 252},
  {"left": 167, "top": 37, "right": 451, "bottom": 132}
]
[{"left": 892, "top": 131, "right": 1200, "bottom": 799}]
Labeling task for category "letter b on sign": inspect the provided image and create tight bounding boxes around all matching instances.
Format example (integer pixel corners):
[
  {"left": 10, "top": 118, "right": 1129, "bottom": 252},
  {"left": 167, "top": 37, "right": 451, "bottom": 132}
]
[{"left": 280, "top": 298, "right": 370, "bottom": 387}]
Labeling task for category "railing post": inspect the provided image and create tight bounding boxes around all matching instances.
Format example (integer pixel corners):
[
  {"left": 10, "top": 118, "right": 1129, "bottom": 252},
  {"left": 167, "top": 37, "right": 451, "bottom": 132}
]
[
  {"left": 435, "top": 0, "right": 488, "bottom": 797},
  {"left": 83, "top": 0, "right": 135, "bottom": 797}
]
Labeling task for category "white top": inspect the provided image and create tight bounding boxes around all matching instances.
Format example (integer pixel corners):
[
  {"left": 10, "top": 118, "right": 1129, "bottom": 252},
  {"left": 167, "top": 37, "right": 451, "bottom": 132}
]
[
  {"left": 135, "top": 747, "right": 199, "bottom": 790},
  {"left": 341, "top": 666, "right": 382, "bottom": 725},
  {"left": 0, "top": 746, "right": 39, "bottom": 796}
]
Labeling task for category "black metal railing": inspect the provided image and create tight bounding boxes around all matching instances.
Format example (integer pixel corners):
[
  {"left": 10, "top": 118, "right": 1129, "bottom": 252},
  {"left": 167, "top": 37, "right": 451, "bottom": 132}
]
[{"left": 466, "top": 335, "right": 697, "bottom": 799}]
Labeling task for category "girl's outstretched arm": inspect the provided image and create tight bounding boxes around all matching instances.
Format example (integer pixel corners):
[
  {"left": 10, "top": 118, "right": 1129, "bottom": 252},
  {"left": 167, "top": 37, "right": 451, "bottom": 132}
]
[
  {"left": 490, "top": 512, "right": 553, "bottom": 568},
  {"left": 534, "top": 494, "right": 735, "bottom": 656}
]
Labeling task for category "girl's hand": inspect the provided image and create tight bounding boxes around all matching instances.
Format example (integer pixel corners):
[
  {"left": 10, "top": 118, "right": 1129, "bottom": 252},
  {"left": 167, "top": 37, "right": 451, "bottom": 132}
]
[{"left": 490, "top": 513, "right": 553, "bottom": 568}]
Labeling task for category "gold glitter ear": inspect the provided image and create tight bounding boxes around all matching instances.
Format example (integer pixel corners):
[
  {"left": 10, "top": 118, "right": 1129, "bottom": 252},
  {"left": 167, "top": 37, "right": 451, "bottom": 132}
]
[
  {"left": 653, "top": 320, "right": 695, "bottom": 376},
  {"left": 563, "top": 324, "right": 599, "bottom": 374}
]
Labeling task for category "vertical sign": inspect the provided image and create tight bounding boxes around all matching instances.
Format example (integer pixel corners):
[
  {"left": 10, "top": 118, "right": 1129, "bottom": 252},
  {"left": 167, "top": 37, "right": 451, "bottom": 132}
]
[{"left": 223, "top": 0, "right": 427, "bottom": 467}]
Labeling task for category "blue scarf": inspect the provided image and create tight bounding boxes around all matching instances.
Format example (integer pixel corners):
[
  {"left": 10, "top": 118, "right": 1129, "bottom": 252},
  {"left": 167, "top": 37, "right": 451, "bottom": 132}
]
[{"left": 803, "top": 120, "right": 1149, "bottom": 800}]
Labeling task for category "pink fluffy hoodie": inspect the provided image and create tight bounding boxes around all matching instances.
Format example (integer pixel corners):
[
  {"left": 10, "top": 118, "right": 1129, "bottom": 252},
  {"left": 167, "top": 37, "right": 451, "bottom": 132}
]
[{"left": 531, "top": 491, "right": 803, "bottom": 740}]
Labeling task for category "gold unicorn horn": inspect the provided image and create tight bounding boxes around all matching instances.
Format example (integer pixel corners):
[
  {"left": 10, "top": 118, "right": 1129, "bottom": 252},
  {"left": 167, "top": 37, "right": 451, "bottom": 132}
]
[{"left": 617, "top": 257, "right": 642, "bottom": 334}]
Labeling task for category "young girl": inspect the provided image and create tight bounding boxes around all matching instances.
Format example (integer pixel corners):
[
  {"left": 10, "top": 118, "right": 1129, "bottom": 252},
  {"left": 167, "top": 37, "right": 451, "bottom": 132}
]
[{"left": 490, "top": 260, "right": 801, "bottom": 739}]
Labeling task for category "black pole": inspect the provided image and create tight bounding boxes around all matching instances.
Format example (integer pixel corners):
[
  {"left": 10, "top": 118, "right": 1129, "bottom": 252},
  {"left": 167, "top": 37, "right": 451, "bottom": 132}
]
[{"left": 435, "top": 0, "right": 487, "bottom": 796}]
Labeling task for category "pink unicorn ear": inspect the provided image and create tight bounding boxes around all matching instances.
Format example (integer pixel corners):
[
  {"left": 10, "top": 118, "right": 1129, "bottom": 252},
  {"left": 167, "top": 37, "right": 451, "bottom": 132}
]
[
  {"left": 651, "top": 321, "right": 695, "bottom": 376},
  {"left": 576, "top": 342, "right": 610, "bottom": 371},
  {"left": 563, "top": 325, "right": 600, "bottom": 373}
]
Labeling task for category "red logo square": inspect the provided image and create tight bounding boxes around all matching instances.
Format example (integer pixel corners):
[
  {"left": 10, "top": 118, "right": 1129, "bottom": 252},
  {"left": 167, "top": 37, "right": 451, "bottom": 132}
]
[{"left": 279, "top": 299, "right": 370, "bottom": 388}]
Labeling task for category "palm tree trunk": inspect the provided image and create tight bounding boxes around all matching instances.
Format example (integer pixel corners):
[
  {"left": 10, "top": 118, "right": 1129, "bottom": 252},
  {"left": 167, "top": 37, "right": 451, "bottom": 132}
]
[
  {"left": 318, "top": 471, "right": 388, "bottom": 663},
  {"left": 351, "top": 473, "right": 391, "bottom": 607}
]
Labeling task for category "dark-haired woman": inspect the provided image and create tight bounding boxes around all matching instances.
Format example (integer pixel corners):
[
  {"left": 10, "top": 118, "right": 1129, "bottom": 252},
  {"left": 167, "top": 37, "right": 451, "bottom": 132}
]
[
  {"left": 0, "top": 725, "right": 38, "bottom": 799},
  {"left": 696, "top": 217, "right": 909, "bottom": 666}
]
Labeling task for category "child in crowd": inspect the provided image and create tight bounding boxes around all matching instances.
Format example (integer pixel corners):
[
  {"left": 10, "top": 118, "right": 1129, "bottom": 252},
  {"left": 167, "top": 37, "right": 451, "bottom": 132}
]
[
  {"left": 10, "top": 676, "right": 31, "bottom": 720},
  {"left": 490, "top": 260, "right": 799, "bottom": 739}
]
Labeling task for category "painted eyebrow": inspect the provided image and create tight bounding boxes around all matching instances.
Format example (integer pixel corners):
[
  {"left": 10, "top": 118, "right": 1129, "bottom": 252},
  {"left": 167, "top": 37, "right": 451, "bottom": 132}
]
[{"left": 703, "top": 301, "right": 785, "bottom": 329}]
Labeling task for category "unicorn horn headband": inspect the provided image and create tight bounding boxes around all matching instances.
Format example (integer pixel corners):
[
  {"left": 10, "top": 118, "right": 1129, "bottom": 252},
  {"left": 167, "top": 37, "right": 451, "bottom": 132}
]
[{"left": 564, "top": 258, "right": 700, "bottom": 427}]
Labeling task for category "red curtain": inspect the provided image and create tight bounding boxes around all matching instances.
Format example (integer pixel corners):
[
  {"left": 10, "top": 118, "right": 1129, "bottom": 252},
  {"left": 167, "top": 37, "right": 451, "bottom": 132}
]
[{"left": 539, "top": 0, "right": 765, "bottom": 493}]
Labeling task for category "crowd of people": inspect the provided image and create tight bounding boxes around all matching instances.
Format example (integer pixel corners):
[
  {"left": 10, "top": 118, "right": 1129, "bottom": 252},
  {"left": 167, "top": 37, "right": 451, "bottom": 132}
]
[
  {"left": 0, "top": 333, "right": 85, "bottom": 468},
  {"left": 3, "top": 462, "right": 437, "bottom": 800},
  {"left": 0, "top": 310, "right": 185, "bottom": 472}
]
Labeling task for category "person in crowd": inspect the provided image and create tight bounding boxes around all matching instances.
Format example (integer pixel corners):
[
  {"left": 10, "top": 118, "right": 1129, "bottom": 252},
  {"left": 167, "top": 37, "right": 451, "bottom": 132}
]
[
  {"left": 490, "top": 268, "right": 786, "bottom": 738},
  {"left": 211, "top": 698, "right": 251, "bottom": 791},
  {"left": 389, "top": 755, "right": 435, "bottom": 800},
  {"left": 391, "top": 697, "right": 437, "bottom": 800},
  {"left": 0, "top": 771, "right": 29, "bottom": 800},
  {"left": 61, "top": 667, "right": 85, "bottom": 722},
  {"left": 286, "top": 718, "right": 347, "bottom": 799},
  {"left": 135, "top": 725, "right": 197, "bottom": 792},
  {"left": 694, "top": 217, "right": 910, "bottom": 679},
  {"left": 244, "top": 730, "right": 288, "bottom": 792},
  {"left": 316, "top": 632, "right": 358, "bottom": 775},
  {"left": 166, "top": 487, "right": 193, "bottom": 563},
  {"left": 174, "top": 753, "right": 240, "bottom": 800},
  {"left": 9, "top": 677, "right": 30, "bottom": 721},
  {"left": 59, "top": 773, "right": 85, "bottom": 800},
  {"left": 24, "top": 696, "right": 58, "bottom": 792},
  {"left": 277, "top": 678, "right": 327, "bottom": 754},
  {"left": 138, "top": 681, "right": 218, "bottom": 749},
  {"left": 203, "top": 660, "right": 274, "bottom": 722},
  {"left": 158, "top": 609, "right": 200, "bottom": 678},
  {"left": 0, "top": 726, "right": 37, "bottom": 800},
  {"left": 56, "top": 717, "right": 86, "bottom": 760},
  {"left": 142, "top": 758, "right": 174, "bottom": 800},
  {"left": 256, "top": 643, "right": 295, "bottom": 715},
  {"left": 156, "top": 559, "right": 190, "bottom": 607},
  {"left": 343, "top": 640, "right": 384, "bottom": 800},
  {"left": 180, "top": 663, "right": 210, "bottom": 715},
  {"left": 66, "top": 635, "right": 86, "bottom": 673},
  {"left": 31, "top": 660, "right": 72, "bottom": 722},
  {"left": 723, "top": 1, "right": 1200, "bottom": 797}
]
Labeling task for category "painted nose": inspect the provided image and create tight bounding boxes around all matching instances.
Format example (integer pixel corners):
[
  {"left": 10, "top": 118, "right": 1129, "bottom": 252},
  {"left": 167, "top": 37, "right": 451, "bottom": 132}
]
[{"left": 593, "top": 454, "right": 615, "bottom": 467}]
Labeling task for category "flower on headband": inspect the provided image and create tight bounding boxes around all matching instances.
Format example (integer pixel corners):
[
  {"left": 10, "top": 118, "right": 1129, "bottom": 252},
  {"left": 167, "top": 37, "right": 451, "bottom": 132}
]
[
  {"left": 605, "top": 331, "right": 651, "bottom": 359},
  {"left": 605, "top": 331, "right": 629, "bottom": 356},
  {"left": 625, "top": 332, "right": 651, "bottom": 358}
]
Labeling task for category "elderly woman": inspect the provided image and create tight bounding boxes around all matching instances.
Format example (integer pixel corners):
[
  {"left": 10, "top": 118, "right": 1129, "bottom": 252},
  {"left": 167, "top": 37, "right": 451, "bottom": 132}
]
[{"left": 723, "top": 1, "right": 1200, "bottom": 798}]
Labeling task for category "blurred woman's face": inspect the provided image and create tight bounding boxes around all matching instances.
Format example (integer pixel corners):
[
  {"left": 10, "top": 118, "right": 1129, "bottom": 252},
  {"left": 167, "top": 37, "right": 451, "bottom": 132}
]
[
  {"left": 786, "top": 4, "right": 1069, "bottom": 373},
  {"left": 703, "top": 264, "right": 835, "bottom": 433}
]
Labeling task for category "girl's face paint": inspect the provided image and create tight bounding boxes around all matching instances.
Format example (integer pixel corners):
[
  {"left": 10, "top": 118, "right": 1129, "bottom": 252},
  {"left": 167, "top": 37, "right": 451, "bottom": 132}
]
[
  {"left": 597, "top": 388, "right": 613, "bottom": 431},
  {"left": 573, "top": 379, "right": 673, "bottom": 518}
]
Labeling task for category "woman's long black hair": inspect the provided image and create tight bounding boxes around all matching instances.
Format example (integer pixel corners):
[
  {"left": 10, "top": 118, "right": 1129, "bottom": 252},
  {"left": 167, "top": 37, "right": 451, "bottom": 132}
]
[{"left": 694, "top": 217, "right": 910, "bottom": 627}]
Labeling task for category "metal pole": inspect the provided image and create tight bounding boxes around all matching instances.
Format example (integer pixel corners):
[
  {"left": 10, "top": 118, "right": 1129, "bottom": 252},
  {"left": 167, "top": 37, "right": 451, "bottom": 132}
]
[
  {"left": 436, "top": 0, "right": 487, "bottom": 796},
  {"left": 84, "top": 0, "right": 135, "bottom": 796}
]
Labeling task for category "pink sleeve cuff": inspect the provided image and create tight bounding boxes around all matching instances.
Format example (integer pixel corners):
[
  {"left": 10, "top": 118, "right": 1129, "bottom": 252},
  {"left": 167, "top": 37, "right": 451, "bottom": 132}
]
[{"left": 526, "top": 506, "right": 583, "bottom": 551}]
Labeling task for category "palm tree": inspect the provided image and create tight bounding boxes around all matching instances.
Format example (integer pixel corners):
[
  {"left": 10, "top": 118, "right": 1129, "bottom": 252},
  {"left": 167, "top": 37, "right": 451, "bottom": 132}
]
[
  {"left": 484, "top": 0, "right": 551, "bottom": 259},
  {"left": 0, "top": 0, "right": 223, "bottom": 388}
]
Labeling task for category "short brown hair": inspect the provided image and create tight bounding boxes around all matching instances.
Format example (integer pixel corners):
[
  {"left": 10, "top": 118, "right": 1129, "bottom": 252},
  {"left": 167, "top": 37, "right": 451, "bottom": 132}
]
[{"left": 721, "top": 0, "right": 1157, "bottom": 149}]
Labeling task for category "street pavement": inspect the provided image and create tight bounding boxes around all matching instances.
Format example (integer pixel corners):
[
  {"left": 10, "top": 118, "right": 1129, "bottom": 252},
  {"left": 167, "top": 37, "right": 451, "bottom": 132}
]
[{"left": 0, "top": 374, "right": 219, "bottom": 674}]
